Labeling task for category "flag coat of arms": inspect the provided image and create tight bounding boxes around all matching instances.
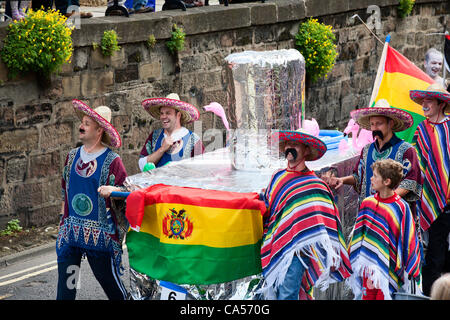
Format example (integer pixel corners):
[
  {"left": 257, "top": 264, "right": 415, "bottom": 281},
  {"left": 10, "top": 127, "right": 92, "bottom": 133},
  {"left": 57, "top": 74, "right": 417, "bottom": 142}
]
[
  {"left": 369, "top": 37, "right": 435, "bottom": 142},
  {"left": 125, "top": 184, "right": 266, "bottom": 285}
]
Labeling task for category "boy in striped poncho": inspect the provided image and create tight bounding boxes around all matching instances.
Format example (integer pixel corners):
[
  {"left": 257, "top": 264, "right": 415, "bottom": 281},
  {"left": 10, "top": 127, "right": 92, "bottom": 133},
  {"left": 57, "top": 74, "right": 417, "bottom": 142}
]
[
  {"left": 348, "top": 159, "right": 421, "bottom": 300},
  {"left": 260, "top": 130, "right": 352, "bottom": 300}
]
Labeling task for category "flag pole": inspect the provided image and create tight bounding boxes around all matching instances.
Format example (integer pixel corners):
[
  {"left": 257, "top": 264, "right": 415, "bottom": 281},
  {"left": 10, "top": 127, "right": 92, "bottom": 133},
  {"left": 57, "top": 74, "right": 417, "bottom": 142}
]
[
  {"left": 350, "top": 14, "right": 384, "bottom": 45},
  {"left": 444, "top": 31, "right": 448, "bottom": 85},
  {"left": 368, "top": 35, "right": 391, "bottom": 108}
]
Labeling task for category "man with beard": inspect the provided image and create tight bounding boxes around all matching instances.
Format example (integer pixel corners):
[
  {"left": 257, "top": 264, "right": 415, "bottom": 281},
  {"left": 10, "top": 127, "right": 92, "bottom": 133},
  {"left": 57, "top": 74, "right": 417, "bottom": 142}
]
[
  {"left": 409, "top": 83, "right": 450, "bottom": 296},
  {"left": 259, "top": 130, "right": 352, "bottom": 300},
  {"left": 328, "top": 99, "right": 423, "bottom": 210},
  {"left": 56, "top": 100, "right": 128, "bottom": 300}
]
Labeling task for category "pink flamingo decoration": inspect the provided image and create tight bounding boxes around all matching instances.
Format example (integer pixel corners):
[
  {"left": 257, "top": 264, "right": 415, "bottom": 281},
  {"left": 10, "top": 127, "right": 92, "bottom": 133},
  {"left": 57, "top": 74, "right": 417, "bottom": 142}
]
[
  {"left": 339, "top": 119, "right": 374, "bottom": 155},
  {"left": 203, "top": 102, "right": 230, "bottom": 131},
  {"left": 302, "top": 118, "right": 320, "bottom": 137}
]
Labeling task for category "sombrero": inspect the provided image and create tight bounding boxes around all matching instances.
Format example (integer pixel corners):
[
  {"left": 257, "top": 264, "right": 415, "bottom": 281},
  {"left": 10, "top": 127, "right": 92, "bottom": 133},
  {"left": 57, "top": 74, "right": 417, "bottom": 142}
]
[
  {"left": 141, "top": 93, "right": 200, "bottom": 124},
  {"left": 350, "top": 99, "right": 413, "bottom": 132},
  {"left": 272, "top": 129, "right": 327, "bottom": 161},
  {"left": 410, "top": 83, "right": 450, "bottom": 114},
  {"left": 72, "top": 99, "right": 122, "bottom": 148}
]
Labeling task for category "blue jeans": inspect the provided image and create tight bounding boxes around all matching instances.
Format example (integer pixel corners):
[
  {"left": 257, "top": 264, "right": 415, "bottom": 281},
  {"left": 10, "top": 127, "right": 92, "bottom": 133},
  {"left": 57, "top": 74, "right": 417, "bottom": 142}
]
[
  {"left": 276, "top": 254, "right": 306, "bottom": 300},
  {"left": 55, "top": 0, "right": 80, "bottom": 15},
  {"left": 124, "top": 0, "right": 155, "bottom": 10},
  {"left": 132, "top": 0, "right": 147, "bottom": 9},
  {"left": 56, "top": 246, "right": 127, "bottom": 300}
]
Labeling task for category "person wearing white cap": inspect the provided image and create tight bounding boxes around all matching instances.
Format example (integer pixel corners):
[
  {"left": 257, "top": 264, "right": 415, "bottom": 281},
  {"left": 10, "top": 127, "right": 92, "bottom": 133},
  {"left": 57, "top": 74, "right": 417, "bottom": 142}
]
[
  {"left": 56, "top": 100, "right": 128, "bottom": 300},
  {"left": 138, "top": 93, "right": 204, "bottom": 170}
]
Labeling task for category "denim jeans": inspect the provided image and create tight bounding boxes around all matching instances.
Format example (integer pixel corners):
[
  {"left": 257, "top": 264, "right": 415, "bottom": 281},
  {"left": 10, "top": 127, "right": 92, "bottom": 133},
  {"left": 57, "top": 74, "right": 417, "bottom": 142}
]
[
  {"left": 132, "top": 0, "right": 147, "bottom": 9},
  {"left": 56, "top": 246, "right": 127, "bottom": 300},
  {"left": 276, "top": 254, "right": 306, "bottom": 300},
  {"left": 54, "top": 0, "right": 80, "bottom": 15}
]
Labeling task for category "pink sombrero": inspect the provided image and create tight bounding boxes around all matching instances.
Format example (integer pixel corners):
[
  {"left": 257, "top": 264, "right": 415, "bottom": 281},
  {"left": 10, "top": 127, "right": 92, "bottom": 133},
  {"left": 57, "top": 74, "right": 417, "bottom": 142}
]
[
  {"left": 141, "top": 93, "right": 200, "bottom": 124},
  {"left": 72, "top": 99, "right": 122, "bottom": 148},
  {"left": 272, "top": 130, "right": 327, "bottom": 161},
  {"left": 350, "top": 99, "right": 413, "bottom": 132},
  {"left": 410, "top": 83, "right": 450, "bottom": 114}
]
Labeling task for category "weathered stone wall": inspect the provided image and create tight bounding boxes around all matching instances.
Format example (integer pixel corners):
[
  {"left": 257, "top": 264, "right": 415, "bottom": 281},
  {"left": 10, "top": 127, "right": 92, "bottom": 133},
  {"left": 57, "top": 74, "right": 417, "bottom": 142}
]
[
  {"left": 79, "top": 0, "right": 107, "bottom": 6},
  {"left": 0, "top": 0, "right": 448, "bottom": 228}
]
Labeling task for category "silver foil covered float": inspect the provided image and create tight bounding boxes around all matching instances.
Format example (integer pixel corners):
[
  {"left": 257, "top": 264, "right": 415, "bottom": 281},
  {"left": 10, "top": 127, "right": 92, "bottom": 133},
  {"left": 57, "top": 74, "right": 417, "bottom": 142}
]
[{"left": 123, "top": 50, "right": 360, "bottom": 300}]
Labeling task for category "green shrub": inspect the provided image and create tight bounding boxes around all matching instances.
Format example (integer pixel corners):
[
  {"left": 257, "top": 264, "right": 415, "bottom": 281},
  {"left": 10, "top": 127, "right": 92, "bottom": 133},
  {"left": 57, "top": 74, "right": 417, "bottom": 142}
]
[
  {"left": 0, "top": 9, "right": 73, "bottom": 79},
  {"left": 166, "top": 24, "right": 185, "bottom": 55},
  {"left": 398, "top": 0, "right": 415, "bottom": 18},
  {"left": 0, "top": 219, "right": 23, "bottom": 236},
  {"left": 147, "top": 34, "right": 156, "bottom": 50},
  {"left": 294, "top": 18, "right": 338, "bottom": 83},
  {"left": 100, "top": 30, "right": 121, "bottom": 57}
]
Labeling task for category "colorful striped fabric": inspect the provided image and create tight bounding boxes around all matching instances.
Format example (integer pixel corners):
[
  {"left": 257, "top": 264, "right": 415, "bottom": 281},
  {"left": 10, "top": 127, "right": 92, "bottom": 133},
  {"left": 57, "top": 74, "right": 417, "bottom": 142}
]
[
  {"left": 347, "top": 193, "right": 421, "bottom": 299},
  {"left": 260, "top": 169, "right": 352, "bottom": 300},
  {"left": 412, "top": 118, "right": 450, "bottom": 231},
  {"left": 372, "top": 43, "right": 435, "bottom": 142},
  {"left": 125, "top": 184, "right": 266, "bottom": 285}
]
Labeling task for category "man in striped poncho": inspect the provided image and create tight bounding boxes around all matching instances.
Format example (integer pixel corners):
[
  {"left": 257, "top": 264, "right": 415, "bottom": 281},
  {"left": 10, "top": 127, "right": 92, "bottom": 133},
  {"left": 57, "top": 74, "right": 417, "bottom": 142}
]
[
  {"left": 410, "top": 83, "right": 450, "bottom": 296},
  {"left": 259, "top": 130, "right": 352, "bottom": 300}
]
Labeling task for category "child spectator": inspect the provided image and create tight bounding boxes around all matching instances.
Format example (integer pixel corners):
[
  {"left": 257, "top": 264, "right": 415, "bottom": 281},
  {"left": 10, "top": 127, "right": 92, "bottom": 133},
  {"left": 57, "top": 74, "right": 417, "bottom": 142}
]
[{"left": 347, "top": 159, "right": 422, "bottom": 300}]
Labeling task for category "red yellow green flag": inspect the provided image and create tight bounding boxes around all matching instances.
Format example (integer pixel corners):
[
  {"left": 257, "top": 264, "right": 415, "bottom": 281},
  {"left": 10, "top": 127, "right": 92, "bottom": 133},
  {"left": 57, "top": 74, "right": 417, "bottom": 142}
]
[
  {"left": 125, "top": 184, "right": 266, "bottom": 285},
  {"left": 370, "top": 39, "right": 435, "bottom": 142}
]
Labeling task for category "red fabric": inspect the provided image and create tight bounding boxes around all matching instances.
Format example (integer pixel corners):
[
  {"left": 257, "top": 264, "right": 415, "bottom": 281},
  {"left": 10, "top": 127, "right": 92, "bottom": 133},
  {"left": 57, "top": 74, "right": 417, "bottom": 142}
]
[
  {"left": 384, "top": 46, "right": 434, "bottom": 83},
  {"left": 362, "top": 276, "right": 385, "bottom": 300}
]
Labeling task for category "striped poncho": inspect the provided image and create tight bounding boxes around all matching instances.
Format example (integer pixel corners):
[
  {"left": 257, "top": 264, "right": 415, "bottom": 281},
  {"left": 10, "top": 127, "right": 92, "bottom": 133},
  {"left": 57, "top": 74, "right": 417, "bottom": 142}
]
[
  {"left": 260, "top": 169, "right": 352, "bottom": 300},
  {"left": 412, "top": 117, "right": 450, "bottom": 231},
  {"left": 347, "top": 193, "right": 421, "bottom": 299}
]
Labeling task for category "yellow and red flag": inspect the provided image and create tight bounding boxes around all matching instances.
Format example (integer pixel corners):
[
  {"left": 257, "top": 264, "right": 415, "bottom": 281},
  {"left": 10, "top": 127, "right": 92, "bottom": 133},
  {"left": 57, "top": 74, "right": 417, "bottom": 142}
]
[
  {"left": 125, "top": 184, "right": 266, "bottom": 285},
  {"left": 369, "top": 37, "right": 435, "bottom": 142}
]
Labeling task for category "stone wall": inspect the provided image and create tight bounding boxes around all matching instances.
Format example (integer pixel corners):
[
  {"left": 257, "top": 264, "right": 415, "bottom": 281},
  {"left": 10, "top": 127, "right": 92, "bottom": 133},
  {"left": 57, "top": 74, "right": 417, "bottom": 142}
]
[
  {"left": 0, "top": 0, "right": 448, "bottom": 228},
  {"left": 79, "top": 0, "right": 108, "bottom": 6}
]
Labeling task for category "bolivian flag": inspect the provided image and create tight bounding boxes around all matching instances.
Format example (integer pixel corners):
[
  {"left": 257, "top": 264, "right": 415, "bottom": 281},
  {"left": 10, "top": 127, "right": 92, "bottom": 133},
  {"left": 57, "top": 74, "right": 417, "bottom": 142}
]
[
  {"left": 369, "top": 36, "right": 435, "bottom": 142},
  {"left": 125, "top": 184, "right": 266, "bottom": 285}
]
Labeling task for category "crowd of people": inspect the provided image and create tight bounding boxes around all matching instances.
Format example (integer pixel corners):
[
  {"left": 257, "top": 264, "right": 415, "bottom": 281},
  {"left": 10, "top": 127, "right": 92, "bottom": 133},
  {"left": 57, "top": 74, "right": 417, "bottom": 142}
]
[
  {"left": 6, "top": 0, "right": 447, "bottom": 300},
  {"left": 3, "top": 0, "right": 94, "bottom": 20},
  {"left": 2, "top": 0, "right": 271, "bottom": 21},
  {"left": 56, "top": 79, "right": 450, "bottom": 300},
  {"left": 1, "top": 0, "right": 217, "bottom": 21}
]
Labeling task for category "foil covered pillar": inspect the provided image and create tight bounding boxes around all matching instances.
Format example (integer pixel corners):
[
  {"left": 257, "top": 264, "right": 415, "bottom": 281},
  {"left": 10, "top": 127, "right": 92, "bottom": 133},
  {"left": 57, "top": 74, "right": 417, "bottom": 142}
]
[
  {"left": 224, "top": 49, "right": 306, "bottom": 131},
  {"left": 224, "top": 49, "right": 306, "bottom": 170}
]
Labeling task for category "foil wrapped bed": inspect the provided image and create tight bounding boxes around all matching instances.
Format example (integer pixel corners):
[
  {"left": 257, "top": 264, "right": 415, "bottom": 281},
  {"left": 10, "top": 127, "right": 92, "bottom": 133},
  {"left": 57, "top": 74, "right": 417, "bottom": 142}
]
[
  {"left": 124, "top": 144, "right": 359, "bottom": 300},
  {"left": 123, "top": 49, "right": 360, "bottom": 300}
]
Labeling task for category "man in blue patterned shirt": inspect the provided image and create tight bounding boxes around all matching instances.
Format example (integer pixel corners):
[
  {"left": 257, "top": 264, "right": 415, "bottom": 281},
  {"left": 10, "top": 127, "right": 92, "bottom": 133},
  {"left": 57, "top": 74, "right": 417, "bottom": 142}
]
[{"left": 57, "top": 100, "right": 128, "bottom": 300}]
